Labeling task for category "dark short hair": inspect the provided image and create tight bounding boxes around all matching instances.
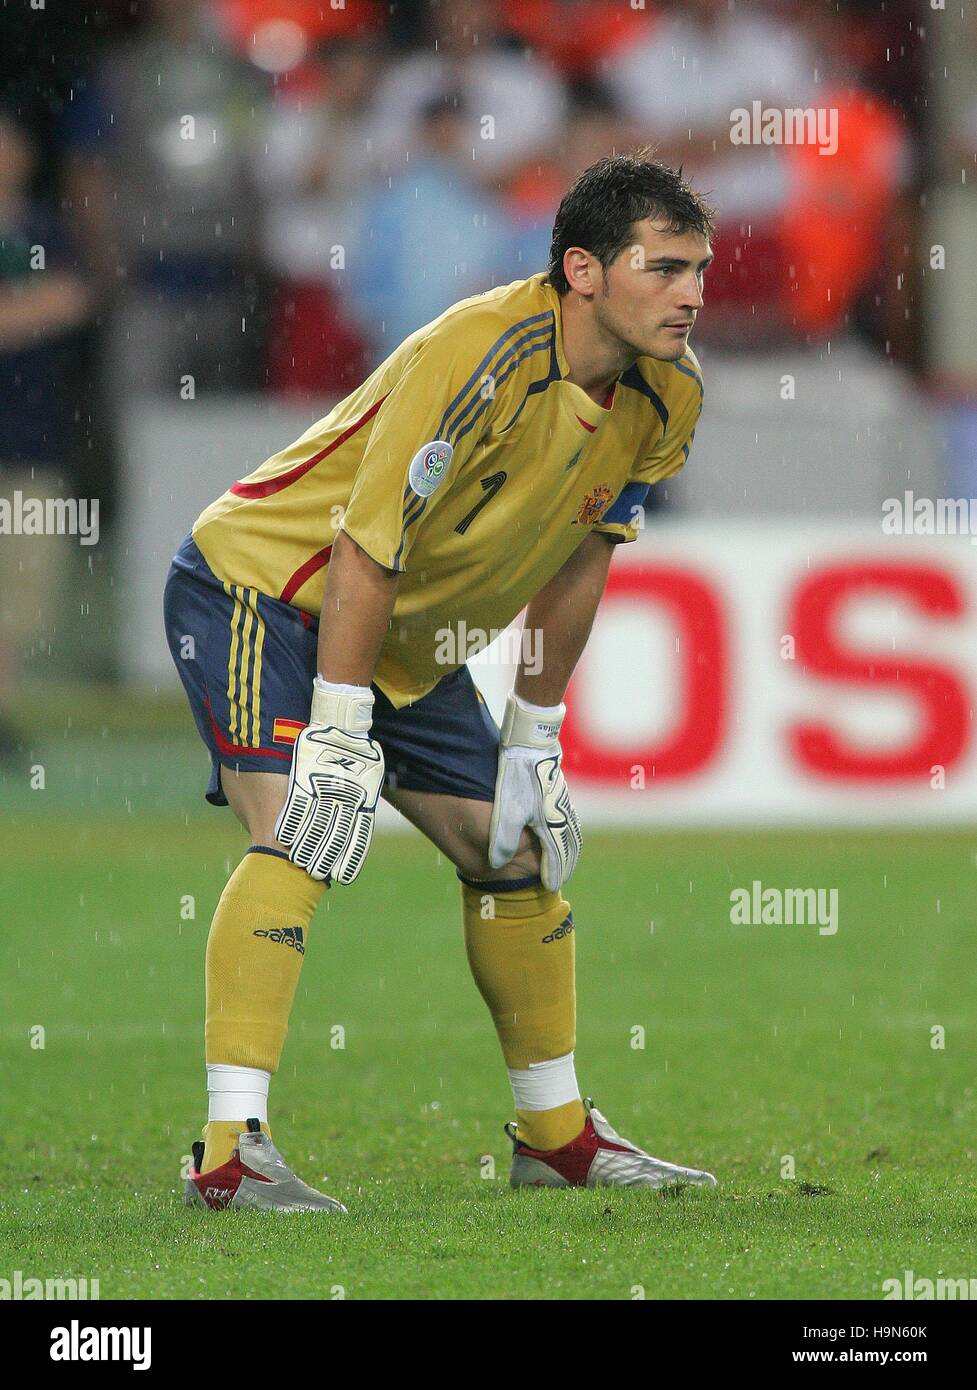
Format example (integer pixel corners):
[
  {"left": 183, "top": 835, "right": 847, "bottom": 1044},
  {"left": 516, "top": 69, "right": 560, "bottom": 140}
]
[{"left": 547, "top": 149, "right": 716, "bottom": 294}]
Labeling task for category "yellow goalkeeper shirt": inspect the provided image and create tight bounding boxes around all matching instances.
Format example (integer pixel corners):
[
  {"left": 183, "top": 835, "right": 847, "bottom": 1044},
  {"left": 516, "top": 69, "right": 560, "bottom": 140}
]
[{"left": 191, "top": 272, "right": 703, "bottom": 708}]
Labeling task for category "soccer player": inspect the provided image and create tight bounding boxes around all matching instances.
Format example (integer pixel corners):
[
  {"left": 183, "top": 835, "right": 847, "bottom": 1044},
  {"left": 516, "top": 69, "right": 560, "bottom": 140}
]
[{"left": 164, "top": 153, "right": 718, "bottom": 1210}]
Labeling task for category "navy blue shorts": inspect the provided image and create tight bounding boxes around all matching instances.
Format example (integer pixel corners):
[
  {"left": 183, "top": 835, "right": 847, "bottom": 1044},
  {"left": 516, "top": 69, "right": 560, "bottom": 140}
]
[{"left": 162, "top": 535, "right": 501, "bottom": 807}]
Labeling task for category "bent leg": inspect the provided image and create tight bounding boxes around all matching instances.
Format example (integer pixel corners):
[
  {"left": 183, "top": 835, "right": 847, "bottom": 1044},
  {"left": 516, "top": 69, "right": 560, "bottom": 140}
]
[
  {"left": 163, "top": 552, "right": 329, "bottom": 1169},
  {"left": 201, "top": 768, "right": 327, "bottom": 1170},
  {"left": 382, "top": 784, "right": 585, "bottom": 1150}
]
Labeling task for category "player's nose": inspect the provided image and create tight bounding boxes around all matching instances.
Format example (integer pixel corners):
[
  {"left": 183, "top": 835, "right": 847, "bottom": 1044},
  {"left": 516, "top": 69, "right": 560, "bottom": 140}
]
[{"left": 679, "top": 273, "right": 704, "bottom": 311}]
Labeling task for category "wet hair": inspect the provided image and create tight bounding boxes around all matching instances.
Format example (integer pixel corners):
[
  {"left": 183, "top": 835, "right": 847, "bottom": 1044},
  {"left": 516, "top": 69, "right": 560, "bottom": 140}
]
[{"left": 547, "top": 149, "right": 715, "bottom": 294}]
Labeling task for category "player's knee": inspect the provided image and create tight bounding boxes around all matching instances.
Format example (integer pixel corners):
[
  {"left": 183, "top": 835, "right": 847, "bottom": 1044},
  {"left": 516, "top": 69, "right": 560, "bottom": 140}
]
[{"left": 459, "top": 828, "right": 542, "bottom": 883}]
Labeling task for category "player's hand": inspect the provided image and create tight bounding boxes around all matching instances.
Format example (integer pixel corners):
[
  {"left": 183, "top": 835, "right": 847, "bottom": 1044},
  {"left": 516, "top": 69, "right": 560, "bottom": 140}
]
[
  {"left": 488, "top": 690, "right": 582, "bottom": 892},
  {"left": 274, "top": 679, "right": 385, "bottom": 884}
]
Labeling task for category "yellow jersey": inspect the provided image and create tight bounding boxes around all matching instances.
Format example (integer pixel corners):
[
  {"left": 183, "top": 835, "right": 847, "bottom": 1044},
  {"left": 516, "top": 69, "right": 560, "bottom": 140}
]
[{"left": 191, "top": 272, "right": 702, "bottom": 708}]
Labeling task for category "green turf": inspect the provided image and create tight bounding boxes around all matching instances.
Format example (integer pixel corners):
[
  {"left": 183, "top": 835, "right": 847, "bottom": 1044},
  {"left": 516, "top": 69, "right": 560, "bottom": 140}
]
[{"left": 2, "top": 797, "right": 976, "bottom": 1299}]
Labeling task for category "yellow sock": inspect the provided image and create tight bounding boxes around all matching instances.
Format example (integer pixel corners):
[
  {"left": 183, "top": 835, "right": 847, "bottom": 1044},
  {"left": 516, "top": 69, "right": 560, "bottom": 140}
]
[
  {"left": 201, "top": 1119, "right": 271, "bottom": 1174},
  {"left": 514, "top": 1098, "right": 586, "bottom": 1152},
  {"left": 202, "top": 848, "right": 326, "bottom": 1171},
  {"left": 462, "top": 880, "right": 586, "bottom": 1151}
]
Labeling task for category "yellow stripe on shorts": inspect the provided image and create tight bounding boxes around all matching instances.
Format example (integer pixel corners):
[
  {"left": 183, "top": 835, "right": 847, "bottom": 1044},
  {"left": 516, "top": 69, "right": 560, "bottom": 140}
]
[
  {"left": 246, "top": 588, "right": 266, "bottom": 748},
  {"left": 224, "top": 582, "right": 244, "bottom": 741},
  {"left": 237, "top": 588, "right": 255, "bottom": 744}
]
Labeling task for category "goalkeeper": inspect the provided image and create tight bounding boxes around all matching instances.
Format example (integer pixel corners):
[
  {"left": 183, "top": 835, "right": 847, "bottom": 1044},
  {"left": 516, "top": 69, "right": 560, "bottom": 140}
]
[{"left": 164, "top": 153, "right": 718, "bottom": 1211}]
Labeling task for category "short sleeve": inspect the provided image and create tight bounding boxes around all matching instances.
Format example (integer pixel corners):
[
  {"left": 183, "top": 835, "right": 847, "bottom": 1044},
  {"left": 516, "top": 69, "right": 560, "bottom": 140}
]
[
  {"left": 340, "top": 325, "right": 509, "bottom": 573},
  {"left": 593, "top": 362, "right": 702, "bottom": 544}
]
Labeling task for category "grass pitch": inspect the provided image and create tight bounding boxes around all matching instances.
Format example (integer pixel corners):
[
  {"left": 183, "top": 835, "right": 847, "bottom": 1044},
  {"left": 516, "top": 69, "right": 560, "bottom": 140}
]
[{"left": 1, "top": 707, "right": 975, "bottom": 1299}]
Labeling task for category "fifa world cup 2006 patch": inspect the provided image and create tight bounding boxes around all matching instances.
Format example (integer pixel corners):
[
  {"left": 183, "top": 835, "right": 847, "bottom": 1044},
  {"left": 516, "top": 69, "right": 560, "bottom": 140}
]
[{"left": 408, "top": 440, "right": 453, "bottom": 498}]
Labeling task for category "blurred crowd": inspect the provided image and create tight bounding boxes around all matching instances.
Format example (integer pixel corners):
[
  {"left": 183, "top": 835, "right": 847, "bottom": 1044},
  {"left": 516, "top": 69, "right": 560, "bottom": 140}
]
[
  {"left": 2, "top": 0, "right": 924, "bottom": 404},
  {"left": 0, "top": 0, "right": 936, "bottom": 750}
]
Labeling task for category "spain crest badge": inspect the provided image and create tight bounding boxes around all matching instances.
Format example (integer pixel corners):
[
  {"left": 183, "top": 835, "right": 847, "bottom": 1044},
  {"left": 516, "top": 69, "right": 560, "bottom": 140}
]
[{"left": 574, "top": 484, "right": 614, "bottom": 526}]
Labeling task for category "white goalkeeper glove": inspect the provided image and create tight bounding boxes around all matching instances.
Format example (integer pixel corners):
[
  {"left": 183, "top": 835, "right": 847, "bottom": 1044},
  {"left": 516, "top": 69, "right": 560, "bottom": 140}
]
[
  {"left": 488, "top": 690, "right": 583, "bottom": 892},
  {"left": 274, "top": 677, "right": 385, "bottom": 884}
]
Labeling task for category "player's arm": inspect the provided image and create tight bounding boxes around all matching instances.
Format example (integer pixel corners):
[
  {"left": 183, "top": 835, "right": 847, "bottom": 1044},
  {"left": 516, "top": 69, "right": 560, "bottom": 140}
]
[
  {"left": 513, "top": 531, "right": 616, "bottom": 707},
  {"left": 489, "top": 362, "right": 705, "bottom": 885},
  {"left": 489, "top": 532, "right": 616, "bottom": 890},
  {"left": 317, "top": 528, "right": 400, "bottom": 686},
  {"left": 273, "top": 531, "right": 399, "bottom": 886}
]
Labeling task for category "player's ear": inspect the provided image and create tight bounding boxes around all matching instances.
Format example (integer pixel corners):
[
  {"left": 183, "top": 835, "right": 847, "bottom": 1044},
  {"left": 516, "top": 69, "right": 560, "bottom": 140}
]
[{"left": 563, "top": 247, "right": 598, "bottom": 299}]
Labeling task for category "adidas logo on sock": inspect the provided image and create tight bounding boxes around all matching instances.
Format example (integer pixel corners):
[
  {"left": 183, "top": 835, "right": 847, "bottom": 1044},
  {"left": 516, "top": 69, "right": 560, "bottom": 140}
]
[
  {"left": 253, "top": 926, "right": 306, "bottom": 954},
  {"left": 542, "top": 913, "right": 574, "bottom": 944}
]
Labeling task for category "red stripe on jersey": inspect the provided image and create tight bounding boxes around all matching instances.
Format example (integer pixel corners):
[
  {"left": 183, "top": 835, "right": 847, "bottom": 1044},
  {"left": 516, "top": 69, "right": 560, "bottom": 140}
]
[
  {"left": 279, "top": 544, "right": 332, "bottom": 604},
  {"left": 575, "top": 414, "right": 598, "bottom": 433},
  {"left": 229, "top": 395, "right": 387, "bottom": 500}
]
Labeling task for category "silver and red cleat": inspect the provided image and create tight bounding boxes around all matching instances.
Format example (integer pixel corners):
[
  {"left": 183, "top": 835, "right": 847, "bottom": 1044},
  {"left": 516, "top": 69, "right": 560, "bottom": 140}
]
[
  {"left": 507, "top": 1098, "right": 717, "bottom": 1191},
  {"left": 183, "top": 1118, "right": 347, "bottom": 1213}
]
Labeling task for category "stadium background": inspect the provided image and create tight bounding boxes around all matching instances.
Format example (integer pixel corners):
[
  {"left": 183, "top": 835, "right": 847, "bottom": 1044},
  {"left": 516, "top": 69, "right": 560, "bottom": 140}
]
[{"left": 2, "top": 0, "right": 976, "bottom": 1302}]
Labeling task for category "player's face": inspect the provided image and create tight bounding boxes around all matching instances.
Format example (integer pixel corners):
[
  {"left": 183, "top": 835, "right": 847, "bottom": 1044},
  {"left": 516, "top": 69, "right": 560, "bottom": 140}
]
[{"left": 598, "top": 221, "right": 713, "bottom": 362}]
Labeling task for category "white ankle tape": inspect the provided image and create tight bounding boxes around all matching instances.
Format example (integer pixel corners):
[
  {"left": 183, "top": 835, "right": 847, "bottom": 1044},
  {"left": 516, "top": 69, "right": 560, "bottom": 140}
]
[
  {"left": 207, "top": 1064, "right": 271, "bottom": 1123},
  {"left": 507, "top": 1052, "right": 580, "bottom": 1110}
]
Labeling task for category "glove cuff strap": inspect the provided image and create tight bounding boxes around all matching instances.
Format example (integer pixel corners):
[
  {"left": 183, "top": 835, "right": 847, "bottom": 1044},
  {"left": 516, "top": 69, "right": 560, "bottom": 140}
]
[
  {"left": 311, "top": 676, "right": 374, "bottom": 732},
  {"left": 501, "top": 690, "right": 566, "bottom": 748}
]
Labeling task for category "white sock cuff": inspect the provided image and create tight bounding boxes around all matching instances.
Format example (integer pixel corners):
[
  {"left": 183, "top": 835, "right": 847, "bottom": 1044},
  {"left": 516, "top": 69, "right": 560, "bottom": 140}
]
[
  {"left": 206, "top": 1064, "right": 271, "bottom": 1123},
  {"left": 507, "top": 1051, "right": 580, "bottom": 1111}
]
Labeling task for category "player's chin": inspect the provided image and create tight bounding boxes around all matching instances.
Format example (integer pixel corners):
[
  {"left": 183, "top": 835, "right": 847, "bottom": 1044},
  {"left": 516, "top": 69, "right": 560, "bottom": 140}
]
[{"left": 646, "top": 329, "right": 692, "bottom": 361}]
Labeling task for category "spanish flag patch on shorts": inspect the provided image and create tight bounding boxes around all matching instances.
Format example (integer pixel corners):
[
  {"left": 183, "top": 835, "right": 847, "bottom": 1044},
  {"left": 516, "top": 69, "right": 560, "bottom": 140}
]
[{"left": 272, "top": 717, "right": 306, "bottom": 746}]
